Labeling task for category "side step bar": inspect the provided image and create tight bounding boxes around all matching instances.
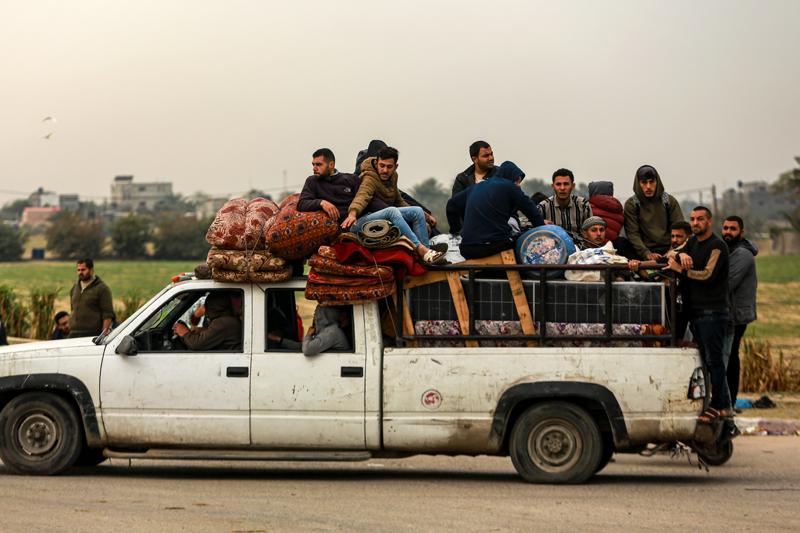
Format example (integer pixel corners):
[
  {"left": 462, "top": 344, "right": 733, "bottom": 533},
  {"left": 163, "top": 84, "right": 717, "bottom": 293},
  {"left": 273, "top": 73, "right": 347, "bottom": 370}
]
[{"left": 103, "top": 449, "right": 372, "bottom": 462}]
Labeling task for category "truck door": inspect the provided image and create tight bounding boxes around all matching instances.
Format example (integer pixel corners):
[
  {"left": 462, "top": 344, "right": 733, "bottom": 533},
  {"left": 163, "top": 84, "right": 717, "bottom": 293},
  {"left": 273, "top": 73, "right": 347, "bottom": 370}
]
[
  {"left": 100, "top": 285, "right": 252, "bottom": 447},
  {"left": 250, "top": 287, "right": 366, "bottom": 448}
]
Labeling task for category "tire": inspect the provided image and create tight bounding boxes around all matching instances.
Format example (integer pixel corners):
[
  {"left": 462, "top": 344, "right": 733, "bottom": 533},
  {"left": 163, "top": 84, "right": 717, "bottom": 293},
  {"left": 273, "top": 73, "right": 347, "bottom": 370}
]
[
  {"left": 509, "top": 401, "right": 603, "bottom": 484},
  {"left": 74, "top": 447, "right": 107, "bottom": 468},
  {"left": 595, "top": 440, "right": 614, "bottom": 473},
  {"left": 697, "top": 440, "right": 733, "bottom": 466},
  {"left": 0, "top": 392, "right": 83, "bottom": 475}
]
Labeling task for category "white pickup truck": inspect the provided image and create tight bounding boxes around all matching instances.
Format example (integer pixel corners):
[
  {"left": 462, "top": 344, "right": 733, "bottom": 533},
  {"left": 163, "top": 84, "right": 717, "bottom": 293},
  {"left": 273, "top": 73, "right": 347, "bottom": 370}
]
[{"left": 0, "top": 273, "right": 719, "bottom": 483}]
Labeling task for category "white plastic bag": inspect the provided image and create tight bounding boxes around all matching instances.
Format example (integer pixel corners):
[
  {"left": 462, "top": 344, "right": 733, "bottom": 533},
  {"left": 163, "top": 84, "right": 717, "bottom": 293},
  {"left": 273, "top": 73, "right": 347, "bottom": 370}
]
[{"left": 565, "top": 241, "right": 628, "bottom": 281}]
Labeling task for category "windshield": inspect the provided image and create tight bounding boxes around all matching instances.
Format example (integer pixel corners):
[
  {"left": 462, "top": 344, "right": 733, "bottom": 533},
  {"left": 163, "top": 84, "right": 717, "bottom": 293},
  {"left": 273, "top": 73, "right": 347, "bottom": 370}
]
[{"left": 100, "top": 284, "right": 173, "bottom": 344}]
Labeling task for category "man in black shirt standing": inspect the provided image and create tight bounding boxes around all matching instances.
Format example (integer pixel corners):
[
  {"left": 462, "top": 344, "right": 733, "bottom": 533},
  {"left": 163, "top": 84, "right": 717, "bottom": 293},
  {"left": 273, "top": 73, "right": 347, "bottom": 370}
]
[{"left": 665, "top": 206, "right": 737, "bottom": 441}]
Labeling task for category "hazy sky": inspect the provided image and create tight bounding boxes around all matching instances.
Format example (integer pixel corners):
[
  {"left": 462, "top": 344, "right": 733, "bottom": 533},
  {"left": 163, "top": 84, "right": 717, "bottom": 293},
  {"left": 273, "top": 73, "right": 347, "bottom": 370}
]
[{"left": 1, "top": 0, "right": 799, "bottom": 204}]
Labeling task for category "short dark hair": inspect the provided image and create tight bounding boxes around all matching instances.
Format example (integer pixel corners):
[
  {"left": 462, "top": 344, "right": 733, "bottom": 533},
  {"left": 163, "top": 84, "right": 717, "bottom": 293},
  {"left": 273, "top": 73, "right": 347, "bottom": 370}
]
[
  {"left": 469, "top": 140, "right": 491, "bottom": 159},
  {"left": 552, "top": 168, "right": 574, "bottom": 183},
  {"left": 670, "top": 221, "right": 691, "bottom": 234},
  {"left": 531, "top": 192, "right": 549, "bottom": 204},
  {"left": 77, "top": 258, "right": 94, "bottom": 269},
  {"left": 54, "top": 310, "right": 69, "bottom": 324},
  {"left": 724, "top": 215, "right": 744, "bottom": 230},
  {"left": 377, "top": 146, "right": 399, "bottom": 163},
  {"left": 312, "top": 148, "right": 335, "bottom": 162},
  {"left": 692, "top": 205, "right": 713, "bottom": 218}
]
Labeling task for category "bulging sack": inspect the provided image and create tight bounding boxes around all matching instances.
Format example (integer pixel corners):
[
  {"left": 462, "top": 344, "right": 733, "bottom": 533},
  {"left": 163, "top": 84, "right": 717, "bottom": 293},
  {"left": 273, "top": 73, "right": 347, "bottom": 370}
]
[
  {"left": 206, "top": 197, "right": 279, "bottom": 250},
  {"left": 267, "top": 194, "right": 340, "bottom": 260}
]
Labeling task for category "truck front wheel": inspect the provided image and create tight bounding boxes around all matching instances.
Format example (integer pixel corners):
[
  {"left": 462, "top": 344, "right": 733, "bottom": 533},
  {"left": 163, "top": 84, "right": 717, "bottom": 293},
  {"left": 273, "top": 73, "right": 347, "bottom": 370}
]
[
  {"left": 510, "top": 402, "right": 602, "bottom": 484},
  {"left": 0, "top": 392, "right": 83, "bottom": 475}
]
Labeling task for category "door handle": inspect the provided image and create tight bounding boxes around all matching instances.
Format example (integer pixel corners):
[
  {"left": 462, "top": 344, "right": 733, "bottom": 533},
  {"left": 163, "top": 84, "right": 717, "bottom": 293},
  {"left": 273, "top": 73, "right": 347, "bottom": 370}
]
[
  {"left": 340, "top": 366, "right": 363, "bottom": 378},
  {"left": 226, "top": 366, "right": 249, "bottom": 378}
]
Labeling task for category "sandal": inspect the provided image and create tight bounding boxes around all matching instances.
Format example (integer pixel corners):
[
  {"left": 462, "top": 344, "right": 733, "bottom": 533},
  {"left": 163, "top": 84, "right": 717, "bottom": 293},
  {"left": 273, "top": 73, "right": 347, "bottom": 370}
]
[
  {"left": 697, "top": 407, "right": 721, "bottom": 424},
  {"left": 422, "top": 249, "right": 447, "bottom": 265}
]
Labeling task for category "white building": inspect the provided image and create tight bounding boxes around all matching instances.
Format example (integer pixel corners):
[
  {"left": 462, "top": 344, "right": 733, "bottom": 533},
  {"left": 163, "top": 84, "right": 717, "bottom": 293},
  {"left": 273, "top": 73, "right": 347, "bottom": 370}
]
[{"left": 110, "top": 175, "right": 173, "bottom": 212}]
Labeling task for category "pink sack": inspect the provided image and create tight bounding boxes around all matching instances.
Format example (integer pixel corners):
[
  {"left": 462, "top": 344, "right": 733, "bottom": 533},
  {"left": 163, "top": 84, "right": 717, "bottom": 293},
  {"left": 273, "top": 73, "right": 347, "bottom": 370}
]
[
  {"left": 206, "top": 198, "right": 248, "bottom": 250},
  {"left": 245, "top": 197, "right": 279, "bottom": 249}
]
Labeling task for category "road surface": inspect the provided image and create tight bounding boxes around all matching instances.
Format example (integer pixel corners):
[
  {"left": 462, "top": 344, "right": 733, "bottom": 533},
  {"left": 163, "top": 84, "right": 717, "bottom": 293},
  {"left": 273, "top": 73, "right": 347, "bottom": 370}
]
[{"left": 1, "top": 437, "right": 797, "bottom": 532}]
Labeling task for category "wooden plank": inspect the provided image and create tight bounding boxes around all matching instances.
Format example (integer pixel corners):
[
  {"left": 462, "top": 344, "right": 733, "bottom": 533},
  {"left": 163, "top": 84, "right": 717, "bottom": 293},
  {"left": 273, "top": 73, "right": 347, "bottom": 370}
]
[
  {"left": 403, "top": 270, "right": 452, "bottom": 289},
  {"left": 446, "top": 271, "right": 478, "bottom": 347},
  {"left": 401, "top": 297, "right": 416, "bottom": 348},
  {"left": 500, "top": 250, "right": 537, "bottom": 347}
]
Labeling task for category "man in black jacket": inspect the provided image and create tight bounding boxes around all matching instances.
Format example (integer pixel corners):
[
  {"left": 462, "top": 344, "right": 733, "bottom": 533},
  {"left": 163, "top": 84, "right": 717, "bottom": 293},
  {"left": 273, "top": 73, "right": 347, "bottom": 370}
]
[
  {"left": 722, "top": 215, "right": 758, "bottom": 406},
  {"left": 451, "top": 140, "right": 497, "bottom": 197},
  {"left": 665, "top": 206, "right": 737, "bottom": 442},
  {"left": 297, "top": 148, "right": 386, "bottom": 225}
]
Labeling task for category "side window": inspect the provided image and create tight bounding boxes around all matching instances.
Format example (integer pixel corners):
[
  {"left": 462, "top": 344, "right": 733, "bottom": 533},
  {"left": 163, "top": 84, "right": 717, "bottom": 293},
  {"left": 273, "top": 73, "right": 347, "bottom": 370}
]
[
  {"left": 133, "top": 289, "right": 243, "bottom": 353},
  {"left": 265, "top": 289, "right": 354, "bottom": 353}
]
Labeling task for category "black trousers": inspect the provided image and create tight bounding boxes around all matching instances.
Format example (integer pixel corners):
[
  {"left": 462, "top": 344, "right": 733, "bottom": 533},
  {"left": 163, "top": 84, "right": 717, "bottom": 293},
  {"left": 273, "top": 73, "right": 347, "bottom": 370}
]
[
  {"left": 460, "top": 238, "right": 516, "bottom": 260},
  {"left": 727, "top": 324, "right": 747, "bottom": 405}
]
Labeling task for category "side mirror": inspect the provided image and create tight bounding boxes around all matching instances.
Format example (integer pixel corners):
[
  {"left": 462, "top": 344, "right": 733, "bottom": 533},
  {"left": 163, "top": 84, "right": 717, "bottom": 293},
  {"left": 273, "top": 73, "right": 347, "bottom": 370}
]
[{"left": 115, "top": 335, "right": 138, "bottom": 356}]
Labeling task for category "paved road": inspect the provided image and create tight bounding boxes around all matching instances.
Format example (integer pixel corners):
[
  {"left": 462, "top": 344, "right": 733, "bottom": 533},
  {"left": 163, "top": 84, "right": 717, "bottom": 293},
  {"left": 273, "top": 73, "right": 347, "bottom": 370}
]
[{"left": 1, "top": 437, "right": 798, "bottom": 532}]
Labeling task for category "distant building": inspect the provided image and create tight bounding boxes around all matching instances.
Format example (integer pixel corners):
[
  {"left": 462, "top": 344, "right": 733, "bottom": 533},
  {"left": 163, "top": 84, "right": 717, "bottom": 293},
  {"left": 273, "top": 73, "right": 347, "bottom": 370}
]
[
  {"left": 28, "top": 187, "right": 59, "bottom": 208},
  {"left": 187, "top": 193, "right": 230, "bottom": 219},
  {"left": 110, "top": 175, "right": 173, "bottom": 212},
  {"left": 722, "top": 180, "right": 800, "bottom": 222},
  {"left": 59, "top": 194, "right": 81, "bottom": 212},
  {"left": 21, "top": 206, "right": 59, "bottom": 228}
]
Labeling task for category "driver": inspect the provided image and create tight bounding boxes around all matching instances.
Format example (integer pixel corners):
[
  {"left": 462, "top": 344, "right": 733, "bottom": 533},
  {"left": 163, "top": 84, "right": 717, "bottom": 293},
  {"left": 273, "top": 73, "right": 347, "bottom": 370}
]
[{"left": 172, "top": 292, "right": 242, "bottom": 351}]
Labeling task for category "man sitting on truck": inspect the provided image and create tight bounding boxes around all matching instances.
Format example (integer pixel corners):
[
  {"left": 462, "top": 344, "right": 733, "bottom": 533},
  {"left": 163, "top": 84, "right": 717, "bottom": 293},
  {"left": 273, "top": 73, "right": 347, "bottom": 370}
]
[
  {"left": 341, "top": 146, "right": 445, "bottom": 266},
  {"left": 448, "top": 161, "right": 545, "bottom": 259},
  {"left": 173, "top": 291, "right": 242, "bottom": 351},
  {"left": 298, "top": 148, "right": 388, "bottom": 225}
]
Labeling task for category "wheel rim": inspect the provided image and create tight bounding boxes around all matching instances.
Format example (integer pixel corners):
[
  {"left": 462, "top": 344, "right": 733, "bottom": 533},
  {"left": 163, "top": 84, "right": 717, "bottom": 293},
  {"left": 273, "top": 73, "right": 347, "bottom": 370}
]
[
  {"left": 17, "top": 413, "right": 60, "bottom": 457},
  {"left": 528, "top": 419, "right": 582, "bottom": 473}
]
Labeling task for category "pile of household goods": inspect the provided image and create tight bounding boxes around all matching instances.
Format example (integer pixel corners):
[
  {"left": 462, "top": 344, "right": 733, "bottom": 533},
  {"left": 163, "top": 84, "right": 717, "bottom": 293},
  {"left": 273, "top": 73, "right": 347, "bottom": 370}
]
[
  {"left": 204, "top": 196, "right": 423, "bottom": 306},
  {"left": 305, "top": 220, "right": 424, "bottom": 305}
]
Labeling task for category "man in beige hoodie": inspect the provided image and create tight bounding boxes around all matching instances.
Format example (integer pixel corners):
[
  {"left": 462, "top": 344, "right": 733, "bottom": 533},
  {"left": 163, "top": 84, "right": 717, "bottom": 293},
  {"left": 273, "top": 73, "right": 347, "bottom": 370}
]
[{"left": 342, "top": 146, "right": 444, "bottom": 265}]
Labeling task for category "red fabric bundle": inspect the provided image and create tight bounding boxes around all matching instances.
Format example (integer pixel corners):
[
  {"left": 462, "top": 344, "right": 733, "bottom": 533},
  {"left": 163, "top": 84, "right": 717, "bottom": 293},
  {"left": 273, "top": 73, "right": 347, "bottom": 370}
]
[
  {"left": 333, "top": 240, "right": 425, "bottom": 278},
  {"left": 589, "top": 195, "right": 624, "bottom": 242},
  {"left": 308, "top": 254, "right": 394, "bottom": 281},
  {"left": 307, "top": 271, "right": 391, "bottom": 287},
  {"left": 305, "top": 281, "right": 395, "bottom": 304},
  {"left": 206, "top": 197, "right": 279, "bottom": 250},
  {"left": 267, "top": 194, "right": 340, "bottom": 260}
]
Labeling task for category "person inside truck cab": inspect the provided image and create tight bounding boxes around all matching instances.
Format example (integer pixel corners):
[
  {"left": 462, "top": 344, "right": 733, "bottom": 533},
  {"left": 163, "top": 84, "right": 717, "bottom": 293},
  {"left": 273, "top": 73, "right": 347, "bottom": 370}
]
[
  {"left": 302, "top": 306, "right": 351, "bottom": 356},
  {"left": 172, "top": 291, "right": 242, "bottom": 351}
]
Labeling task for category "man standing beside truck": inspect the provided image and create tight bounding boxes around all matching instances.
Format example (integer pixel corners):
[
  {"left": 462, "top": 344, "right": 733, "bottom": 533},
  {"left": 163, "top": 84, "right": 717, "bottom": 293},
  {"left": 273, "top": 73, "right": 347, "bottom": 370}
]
[
  {"left": 68, "top": 258, "right": 114, "bottom": 338},
  {"left": 665, "top": 206, "right": 737, "bottom": 442}
]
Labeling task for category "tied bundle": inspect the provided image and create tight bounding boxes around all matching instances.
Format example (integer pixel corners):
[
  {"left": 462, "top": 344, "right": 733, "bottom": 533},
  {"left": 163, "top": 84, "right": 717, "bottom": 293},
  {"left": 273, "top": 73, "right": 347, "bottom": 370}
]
[
  {"left": 205, "top": 197, "right": 291, "bottom": 282},
  {"left": 304, "top": 245, "right": 395, "bottom": 305}
]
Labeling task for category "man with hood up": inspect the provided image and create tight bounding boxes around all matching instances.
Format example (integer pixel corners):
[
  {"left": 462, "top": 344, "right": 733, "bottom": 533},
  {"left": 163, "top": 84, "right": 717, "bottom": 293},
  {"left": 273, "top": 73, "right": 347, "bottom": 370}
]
[
  {"left": 302, "top": 306, "right": 351, "bottom": 356},
  {"left": 722, "top": 215, "right": 758, "bottom": 406},
  {"left": 623, "top": 165, "right": 684, "bottom": 261},
  {"left": 447, "top": 161, "right": 545, "bottom": 259},
  {"left": 173, "top": 291, "right": 242, "bottom": 351}
]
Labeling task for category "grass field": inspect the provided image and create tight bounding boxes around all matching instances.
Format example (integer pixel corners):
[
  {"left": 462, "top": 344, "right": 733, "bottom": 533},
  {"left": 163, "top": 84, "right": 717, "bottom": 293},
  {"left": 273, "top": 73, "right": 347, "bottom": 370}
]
[
  {"left": 746, "top": 254, "right": 800, "bottom": 357},
  {"left": 0, "top": 260, "right": 199, "bottom": 311}
]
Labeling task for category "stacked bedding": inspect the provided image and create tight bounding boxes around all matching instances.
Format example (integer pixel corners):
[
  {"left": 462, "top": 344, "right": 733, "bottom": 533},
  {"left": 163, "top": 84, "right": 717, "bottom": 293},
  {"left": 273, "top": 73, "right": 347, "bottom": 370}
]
[
  {"left": 205, "top": 197, "right": 291, "bottom": 282},
  {"left": 305, "top": 246, "right": 395, "bottom": 305},
  {"left": 267, "top": 194, "right": 339, "bottom": 261}
]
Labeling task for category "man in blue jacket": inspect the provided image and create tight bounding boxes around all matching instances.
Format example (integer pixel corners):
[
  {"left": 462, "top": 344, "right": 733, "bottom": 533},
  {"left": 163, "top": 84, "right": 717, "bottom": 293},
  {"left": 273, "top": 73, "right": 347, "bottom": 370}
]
[{"left": 447, "top": 161, "right": 545, "bottom": 259}]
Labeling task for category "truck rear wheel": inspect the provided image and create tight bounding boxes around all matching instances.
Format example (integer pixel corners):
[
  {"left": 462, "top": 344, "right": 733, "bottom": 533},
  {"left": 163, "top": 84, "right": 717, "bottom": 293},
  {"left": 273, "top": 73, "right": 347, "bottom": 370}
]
[
  {"left": 510, "top": 402, "right": 602, "bottom": 484},
  {"left": 0, "top": 392, "right": 83, "bottom": 475}
]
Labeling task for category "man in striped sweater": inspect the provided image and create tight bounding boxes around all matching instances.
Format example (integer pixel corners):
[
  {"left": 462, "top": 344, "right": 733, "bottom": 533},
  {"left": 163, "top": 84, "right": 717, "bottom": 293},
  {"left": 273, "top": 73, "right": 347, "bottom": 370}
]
[{"left": 537, "top": 168, "right": 592, "bottom": 242}]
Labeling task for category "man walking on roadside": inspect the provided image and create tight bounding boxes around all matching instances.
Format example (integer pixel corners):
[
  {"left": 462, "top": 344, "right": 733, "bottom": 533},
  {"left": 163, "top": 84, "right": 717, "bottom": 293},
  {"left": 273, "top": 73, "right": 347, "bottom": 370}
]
[
  {"left": 68, "top": 258, "right": 114, "bottom": 338},
  {"left": 665, "top": 206, "right": 737, "bottom": 442},
  {"left": 722, "top": 215, "right": 758, "bottom": 406}
]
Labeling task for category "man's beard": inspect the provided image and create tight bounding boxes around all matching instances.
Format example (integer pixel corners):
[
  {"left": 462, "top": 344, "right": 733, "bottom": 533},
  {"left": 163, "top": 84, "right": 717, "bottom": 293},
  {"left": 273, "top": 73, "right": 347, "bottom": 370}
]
[{"left": 723, "top": 234, "right": 742, "bottom": 246}]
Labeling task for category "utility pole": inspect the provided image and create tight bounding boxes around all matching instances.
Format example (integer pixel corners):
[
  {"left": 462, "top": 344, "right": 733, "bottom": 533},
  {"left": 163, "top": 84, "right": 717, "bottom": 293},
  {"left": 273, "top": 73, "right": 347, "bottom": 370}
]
[{"left": 711, "top": 184, "right": 718, "bottom": 217}]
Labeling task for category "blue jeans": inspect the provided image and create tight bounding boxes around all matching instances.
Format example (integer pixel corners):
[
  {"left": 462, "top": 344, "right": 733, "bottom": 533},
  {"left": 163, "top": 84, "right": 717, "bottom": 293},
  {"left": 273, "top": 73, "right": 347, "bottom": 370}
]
[
  {"left": 353, "top": 206, "right": 429, "bottom": 247},
  {"left": 691, "top": 310, "right": 732, "bottom": 411}
]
